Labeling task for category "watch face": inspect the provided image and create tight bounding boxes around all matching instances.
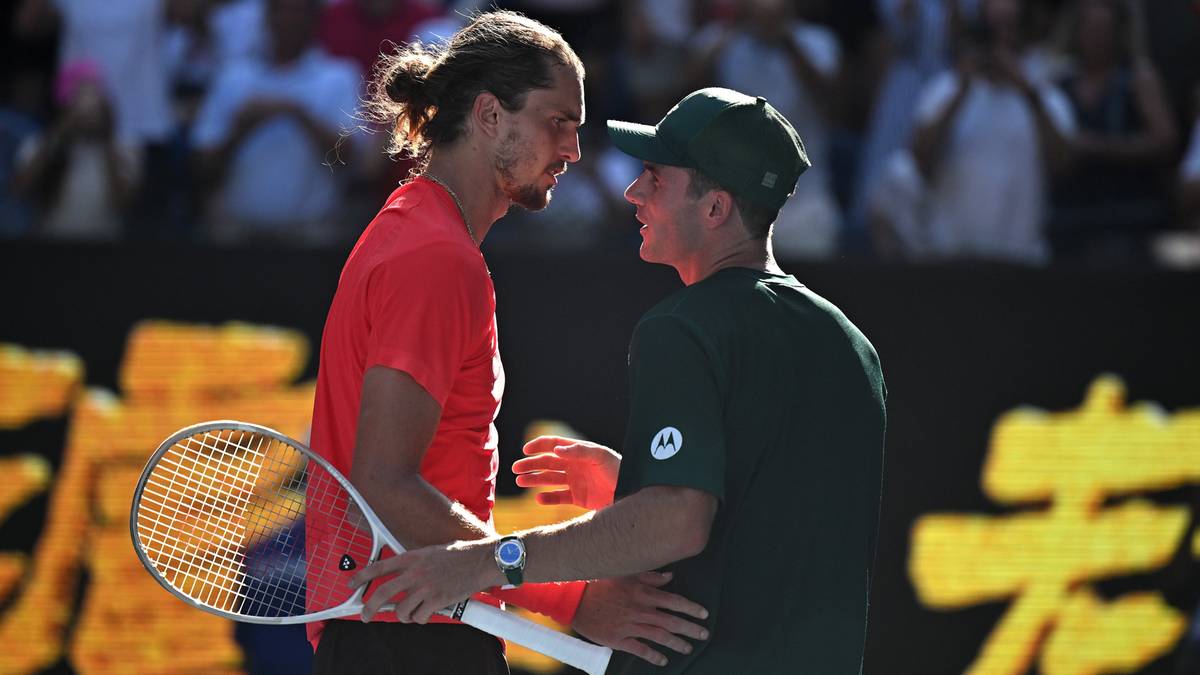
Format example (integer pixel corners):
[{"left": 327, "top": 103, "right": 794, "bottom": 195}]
[{"left": 498, "top": 541, "right": 522, "bottom": 566}]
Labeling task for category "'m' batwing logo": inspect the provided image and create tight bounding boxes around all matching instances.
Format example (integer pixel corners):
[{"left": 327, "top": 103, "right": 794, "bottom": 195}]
[{"left": 650, "top": 427, "right": 682, "bottom": 460}]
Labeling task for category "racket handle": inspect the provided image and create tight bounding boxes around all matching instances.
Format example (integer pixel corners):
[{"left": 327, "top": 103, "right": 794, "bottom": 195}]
[{"left": 458, "top": 600, "right": 612, "bottom": 675}]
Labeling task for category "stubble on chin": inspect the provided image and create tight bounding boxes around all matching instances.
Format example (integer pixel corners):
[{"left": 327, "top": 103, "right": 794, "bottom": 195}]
[{"left": 495, "top": 130, "right": 552, "bottom": 211}]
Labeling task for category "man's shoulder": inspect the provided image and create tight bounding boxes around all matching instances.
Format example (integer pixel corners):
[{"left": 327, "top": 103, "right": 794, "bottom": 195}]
[
  {"left": 374, "top": 181, "right": 470, "bottom": 241},
  {"left": 634, "top": 270, "right": 776, "bottom": 341},
  {"left": 636, "top": 270, "right": 872, "bottom": 354},
  {"left": 637, "top": 280, "right": 724, "bottom": 328},
  {"left": 643, "top": 268, "right": 803, "bottom": 318},
  {"left": 349, "top": 186, "right": 484, "bottom": 278}
]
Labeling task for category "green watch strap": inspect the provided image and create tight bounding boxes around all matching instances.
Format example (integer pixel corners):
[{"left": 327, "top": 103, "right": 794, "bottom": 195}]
[{"left": 504, "top": 566, "right": 524, "bottom": 587}]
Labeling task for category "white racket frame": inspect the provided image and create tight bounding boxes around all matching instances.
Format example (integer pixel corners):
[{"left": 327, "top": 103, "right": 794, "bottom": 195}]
[{"left": 130, "top": 420, "right": 612, "bottom": 675}]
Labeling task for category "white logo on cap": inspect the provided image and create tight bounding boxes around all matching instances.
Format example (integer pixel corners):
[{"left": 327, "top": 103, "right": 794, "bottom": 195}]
[
  {"left": 761, "top": 172, "right": 778, "bottom": 188},
  {"left": 650, "top": 427, "right": 682, "bottom": 460}
]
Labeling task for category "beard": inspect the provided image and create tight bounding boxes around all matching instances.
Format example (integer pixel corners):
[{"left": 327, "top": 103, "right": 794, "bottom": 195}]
[{"left": 494, "top": 130, "right": 555, "bottom": 211}]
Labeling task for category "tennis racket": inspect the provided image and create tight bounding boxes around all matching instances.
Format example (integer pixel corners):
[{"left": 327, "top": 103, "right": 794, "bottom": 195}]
[{"left": 130, "top": 420, "right": 612, "bottom": 675}]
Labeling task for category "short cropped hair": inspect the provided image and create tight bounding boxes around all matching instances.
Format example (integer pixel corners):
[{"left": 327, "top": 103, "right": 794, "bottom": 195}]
[{"left": 686, "top": 168, "right": 779, "bottom": 240}]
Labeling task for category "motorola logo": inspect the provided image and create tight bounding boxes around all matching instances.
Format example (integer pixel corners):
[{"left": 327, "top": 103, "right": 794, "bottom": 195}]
[{"left": 650, "top": 427, "right": 682, "bottom": 460}]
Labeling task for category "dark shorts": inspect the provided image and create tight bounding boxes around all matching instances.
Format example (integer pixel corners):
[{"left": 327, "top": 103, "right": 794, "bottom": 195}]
[{"left": 313, "top": 620, "right": 510, "bottom": 675}]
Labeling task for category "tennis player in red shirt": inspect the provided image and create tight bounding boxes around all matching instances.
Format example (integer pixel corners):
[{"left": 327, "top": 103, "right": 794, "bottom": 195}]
[{"left": 307, "top": 11, "right": 708, "bottom": 673}]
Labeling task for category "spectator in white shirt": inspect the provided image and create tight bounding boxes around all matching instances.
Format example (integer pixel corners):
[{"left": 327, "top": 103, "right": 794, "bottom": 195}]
[
  {"left": 14, "top": 60, "right": 142, "bottom": 241},
  {"left": 869, "top": 0, "right": 1076, "bottom": 264},
  {"left": 191, "top": 0, "right": 361, "bottom": 245},
  {"left": 688, "top": 0, "right": 843, "bottom": 258},
  {"left": 17, "top": 0, "right": 176, "bottom": 146}
]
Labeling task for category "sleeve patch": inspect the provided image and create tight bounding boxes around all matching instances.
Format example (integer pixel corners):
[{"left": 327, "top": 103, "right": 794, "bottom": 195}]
[{"left": 650, "top": 426, "right": 683, "bottom": 460}]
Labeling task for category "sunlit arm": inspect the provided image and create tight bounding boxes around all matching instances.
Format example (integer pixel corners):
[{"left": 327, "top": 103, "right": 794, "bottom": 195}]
[
  {"left": 519, "top": 485, "right": 717, "bottom": 583},
  {"left": 352, "top": 484, "right": 718, "bottom": 624},
  {"left": 350, "top": 366, "right": 495, "bottom": 549}
]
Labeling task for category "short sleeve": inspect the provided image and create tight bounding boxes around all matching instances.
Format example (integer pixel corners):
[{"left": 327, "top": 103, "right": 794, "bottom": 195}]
[
  {"left": 191, "top": 63, "right": 252, "bottom": 149},
  {"left": 1038, "top": 85, "right": 1077, "bottom": 137},
  {"left": 791, "top": 25, "right": 840, "bottom": 78},
  {"left": 914, "top": 70, "right": 962, "bottom": 124},
  {"left": 616, "top": 315, "right": 726, "bottom": 501},
  {"left": 364, "top": 242, "right": 491, "bottom": 407}
]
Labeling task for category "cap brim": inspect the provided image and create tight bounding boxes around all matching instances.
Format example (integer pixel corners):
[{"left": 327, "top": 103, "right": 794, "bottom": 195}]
[{"left": 606, "top": 121, "right": 690, "bottom": 167}]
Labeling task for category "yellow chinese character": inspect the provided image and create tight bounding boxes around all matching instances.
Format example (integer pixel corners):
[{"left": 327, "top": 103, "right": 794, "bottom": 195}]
[
  {"left": 912, "top": 374, "right": 1195, "bottom": 667},
  {"left": 910, "top": 376, "right": 1199, "bottom": 675},
  {"left": 0, "top": 455, "right": 51, "bottom": 605},
  {"left": 0, "top": 322, "right": 315, "bottom": 674},
  {"left": 0, "top": 345, "right": 82, "bottom": 429}
]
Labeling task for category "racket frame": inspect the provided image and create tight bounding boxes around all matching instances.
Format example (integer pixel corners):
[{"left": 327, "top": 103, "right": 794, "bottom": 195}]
[
  {"left": 131, "top": 420, "right": 415, "bottom": 624},
  {"left": 130, "top": 420, "right": 612, "bottom": 675}
]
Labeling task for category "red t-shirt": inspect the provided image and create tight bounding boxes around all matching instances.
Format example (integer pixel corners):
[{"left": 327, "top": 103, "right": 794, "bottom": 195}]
[{"left": 306, "top": 178, "right": 583, "bottom": 648}]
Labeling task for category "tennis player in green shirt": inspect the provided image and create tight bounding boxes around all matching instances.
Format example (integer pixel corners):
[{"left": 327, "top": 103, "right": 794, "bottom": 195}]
[{"left": 349, "top": 87, "right": 887, "bottom": 674}]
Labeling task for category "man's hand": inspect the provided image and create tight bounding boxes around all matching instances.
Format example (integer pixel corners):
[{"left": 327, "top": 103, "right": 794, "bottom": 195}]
[
  {"left": 514, "top": 436, "right": 621, "bottom": 510},
  {"left": 231, "top": 98, "right": 301, "bottom": 137},
  {"left": 992, "top": 48, "right": 1035, "bottom": 99},
  {"left": 572, "top": 571, "right": 710, "bottom": 668},
  {"left": 349, "top": 539, "right": 502, "bottom": 624}
]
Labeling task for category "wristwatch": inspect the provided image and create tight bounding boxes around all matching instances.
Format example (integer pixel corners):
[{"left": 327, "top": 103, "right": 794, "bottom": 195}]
[{"left": 494, "top": 535, "right": 526, "bottom": 587}]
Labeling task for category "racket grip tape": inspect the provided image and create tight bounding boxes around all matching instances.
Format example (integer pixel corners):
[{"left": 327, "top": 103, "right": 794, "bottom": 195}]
[{"left": 458, "top": 601, "right": 612, "bottom": 675}]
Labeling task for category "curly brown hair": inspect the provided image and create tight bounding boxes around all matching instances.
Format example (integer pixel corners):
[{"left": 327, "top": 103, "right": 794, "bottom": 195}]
[{"left": 362, "top": 11, "right": 584, "bottom": 167}]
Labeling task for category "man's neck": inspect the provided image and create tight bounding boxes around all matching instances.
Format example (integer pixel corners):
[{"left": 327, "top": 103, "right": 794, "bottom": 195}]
[
  {"left": 423, "top": 145, "right": 509, "bottom": 244},
  {"left": 678, "top": 241, "right": 780, "bottom": 286}
]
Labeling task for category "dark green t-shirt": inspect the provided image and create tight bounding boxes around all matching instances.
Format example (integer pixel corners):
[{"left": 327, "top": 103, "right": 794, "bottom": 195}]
[{"left": 611, "top": 267, "right": 886, "bottom": 675}]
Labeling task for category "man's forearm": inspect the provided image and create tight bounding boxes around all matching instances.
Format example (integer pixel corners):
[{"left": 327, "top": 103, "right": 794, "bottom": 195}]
[
  {"left": 351, "top": 486, "right": 715, "bottom": 629},
  {"left": 359, "top": 472, "right": 494, "bottom": 550},
  {"left": 913, "top": 79, "right": 971, "bottom": 179},
  {"left": 513, "top": 486, "right": 716, "bottom": 585},
  {"left": 1023, "top": 89, "right": 1071, "bottom": 176}
]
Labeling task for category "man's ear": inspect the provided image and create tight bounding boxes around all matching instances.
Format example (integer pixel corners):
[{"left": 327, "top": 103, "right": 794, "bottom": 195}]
[
  {"left": 705, "top": 190, "right": 735, "bottom": 229},
  {"left": 471, "top": 91, "right": 503, "bottom": 140}
]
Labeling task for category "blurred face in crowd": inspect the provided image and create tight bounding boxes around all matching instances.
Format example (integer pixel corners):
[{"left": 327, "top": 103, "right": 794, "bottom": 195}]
[
  {"left": 267, "top": 0, "right": 319, "bottom": 62},
  {"left": 624, "top": 163, "right": 706, "bottom": 268},
  {"left": 744, "top": 0, "right": 790, "bottom": 29},
  {"left": 69, "top": 82, "right": 113, "bottom": 137},
  {"left": 1076, "top": 0, "right": 1120, "bottom": 66},
  {"left": 492, "top": 65, "right": 584, "bottom": 211},
  {"left": 982, "top": 0, "right": 1023, "bottom": 46},
  {"left": 172, "top": 0, "right": 209, "bottom": 31}
]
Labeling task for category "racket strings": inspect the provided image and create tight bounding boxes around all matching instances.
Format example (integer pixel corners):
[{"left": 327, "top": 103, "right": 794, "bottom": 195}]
[
  {"left": 136, "top": 431, "right": 309, "bottom": 616},
  {"left": 304, "top": 464, "right": 375, "bottom": 610},
  {"left": 137, "top": 437, "right": 253, "bottom": 605},
  {"left": 135, "top": 428, "right": 378, "bottom": 618},
  {"left": 137, "top": 431, "right": 268, "bottom": 611}
]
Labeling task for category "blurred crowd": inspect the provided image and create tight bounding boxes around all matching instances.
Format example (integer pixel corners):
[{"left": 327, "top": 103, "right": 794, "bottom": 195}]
[{"left": 2, "top": 0, "right": 1200, "bottom": 266}]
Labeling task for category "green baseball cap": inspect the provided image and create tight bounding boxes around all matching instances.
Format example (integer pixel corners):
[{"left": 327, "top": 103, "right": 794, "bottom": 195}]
[{"left": 606, "top": 87, "right": 810, "bottom": 212}]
